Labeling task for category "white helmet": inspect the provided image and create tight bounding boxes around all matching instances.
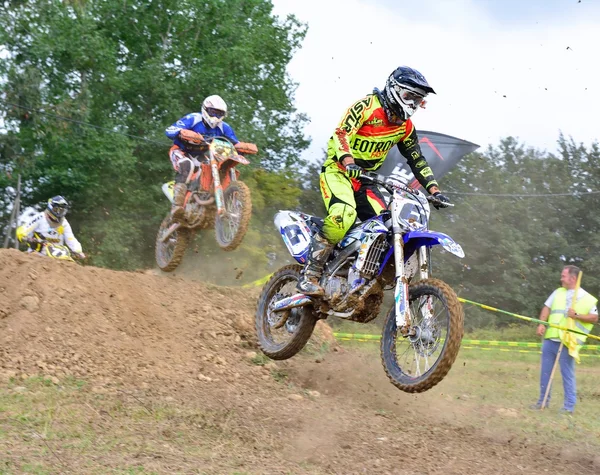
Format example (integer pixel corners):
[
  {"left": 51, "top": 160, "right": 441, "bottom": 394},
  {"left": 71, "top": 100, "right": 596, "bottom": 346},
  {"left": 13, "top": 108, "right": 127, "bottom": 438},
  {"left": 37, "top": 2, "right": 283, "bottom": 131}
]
[
  {"left": 201, "top": 94, "right": 227, "bottom": 128},
  {"left": 46, "top": 195, "right": 70, "bottom": 224}
]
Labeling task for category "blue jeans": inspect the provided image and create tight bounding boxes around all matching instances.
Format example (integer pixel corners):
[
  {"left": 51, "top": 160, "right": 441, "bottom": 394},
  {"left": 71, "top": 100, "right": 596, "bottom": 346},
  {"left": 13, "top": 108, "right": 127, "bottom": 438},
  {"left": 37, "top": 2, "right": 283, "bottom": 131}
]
[{"left": 537, "top": 339, "right": 576, "bottom": 411}]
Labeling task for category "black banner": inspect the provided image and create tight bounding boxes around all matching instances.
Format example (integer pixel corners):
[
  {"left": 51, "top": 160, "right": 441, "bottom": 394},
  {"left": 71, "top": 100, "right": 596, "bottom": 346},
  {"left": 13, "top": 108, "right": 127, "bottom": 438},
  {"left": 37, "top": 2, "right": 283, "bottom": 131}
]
[{"left": 378, "top": 130, "right": 479, "bottom": 189}]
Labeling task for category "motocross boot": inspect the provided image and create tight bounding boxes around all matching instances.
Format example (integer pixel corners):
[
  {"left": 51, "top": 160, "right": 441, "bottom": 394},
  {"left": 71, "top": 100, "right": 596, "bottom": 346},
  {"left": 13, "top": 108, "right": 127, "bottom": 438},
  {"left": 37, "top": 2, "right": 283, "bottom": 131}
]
[
  {"left": 171, "top": 183, "right": 187, "bottom": 223},
  {"left": 296, "top": 232, "right": 334, "bottom": 296}
]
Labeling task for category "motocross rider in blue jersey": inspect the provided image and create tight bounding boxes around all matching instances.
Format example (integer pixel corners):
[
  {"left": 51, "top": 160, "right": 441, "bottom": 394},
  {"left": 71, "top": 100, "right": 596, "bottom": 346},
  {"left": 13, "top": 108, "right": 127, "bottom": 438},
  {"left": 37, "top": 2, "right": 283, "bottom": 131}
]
[{"left": 165, "top": 95, "right": 256, "bottom": 222}]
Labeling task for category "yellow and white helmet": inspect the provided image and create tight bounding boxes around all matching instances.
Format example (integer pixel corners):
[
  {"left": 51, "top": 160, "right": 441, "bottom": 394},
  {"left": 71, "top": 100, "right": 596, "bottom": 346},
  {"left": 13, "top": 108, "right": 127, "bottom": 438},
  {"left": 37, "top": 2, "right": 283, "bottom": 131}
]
[{"left": 201, "top": 94, "right": 227, "bottom": 128}]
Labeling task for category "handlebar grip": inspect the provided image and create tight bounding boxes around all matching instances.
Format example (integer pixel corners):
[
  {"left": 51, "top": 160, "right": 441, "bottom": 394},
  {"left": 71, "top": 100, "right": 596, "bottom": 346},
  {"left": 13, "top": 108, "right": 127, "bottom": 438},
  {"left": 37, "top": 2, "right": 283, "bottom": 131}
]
[{"left": 427, "top": 195, "right": 455, "bottom": 207}]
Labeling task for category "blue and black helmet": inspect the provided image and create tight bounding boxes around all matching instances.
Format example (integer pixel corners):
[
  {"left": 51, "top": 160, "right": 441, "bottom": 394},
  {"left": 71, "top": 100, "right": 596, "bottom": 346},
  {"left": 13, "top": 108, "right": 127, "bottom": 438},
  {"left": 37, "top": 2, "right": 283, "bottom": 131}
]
[{"left": 381, "top": 66, "right": 435, "bottom": 123}]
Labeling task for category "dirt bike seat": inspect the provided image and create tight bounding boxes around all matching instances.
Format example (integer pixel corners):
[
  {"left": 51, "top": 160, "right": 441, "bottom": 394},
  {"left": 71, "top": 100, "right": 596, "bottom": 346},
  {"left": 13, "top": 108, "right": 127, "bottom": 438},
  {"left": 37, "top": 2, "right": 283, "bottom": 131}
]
[
  {"left": 308, "top": 215, "right": 362, "bottom": 232},
  {"left": 309, "top": 216, "right": 324, "bottom": 228}
]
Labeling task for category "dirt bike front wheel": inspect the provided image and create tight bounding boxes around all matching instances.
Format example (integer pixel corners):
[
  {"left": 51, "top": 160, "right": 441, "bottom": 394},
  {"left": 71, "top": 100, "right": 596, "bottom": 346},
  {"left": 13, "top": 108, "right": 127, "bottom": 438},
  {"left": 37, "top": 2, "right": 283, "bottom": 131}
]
[
  {"left": 155, "top": 215, "right": 192, "bottom": 272},
  {"left": 215, "top": 181, "right": 252, "bottom": 251},
  {"left": 255, "top": 265, "right": 318, "bottom": 360},
  {"left": 380, "top": 278, "right": 464, "bottom": 393}
]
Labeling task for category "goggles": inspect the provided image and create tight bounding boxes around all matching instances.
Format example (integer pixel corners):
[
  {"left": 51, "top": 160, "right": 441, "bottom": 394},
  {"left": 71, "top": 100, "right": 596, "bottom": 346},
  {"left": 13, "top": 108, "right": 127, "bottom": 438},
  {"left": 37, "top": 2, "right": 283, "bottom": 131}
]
[
  {"left": 398, "top": 87, "right": 426, "bottom": 107},
  {"left": 205, "top": 107, "right": 226, "bottom": 119},
  {"left": 51, "top": 205, "right": 68, "bottom": 218}
]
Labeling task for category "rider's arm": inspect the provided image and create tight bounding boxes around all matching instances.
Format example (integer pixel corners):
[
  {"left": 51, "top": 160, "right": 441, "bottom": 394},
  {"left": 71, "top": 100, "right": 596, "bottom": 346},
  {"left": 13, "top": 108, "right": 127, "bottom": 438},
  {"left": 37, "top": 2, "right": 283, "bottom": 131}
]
[
  {"left": 221, "top": 123, "right": 239, "bottom": 145},
  {"left": 62, "top": 219, "right": 83, "bottom": 254},
  {"left": 16, "top": 214, "right": 42, "bottom": 242},
  {"left": 165, "top": 113, "right": 200, "bottom": 140},
  {"left": 331, "top": 96, "right": 371, "bottom": 166},
  {"left": 397, "top": 123, "right": 440, "bottom": 193}
]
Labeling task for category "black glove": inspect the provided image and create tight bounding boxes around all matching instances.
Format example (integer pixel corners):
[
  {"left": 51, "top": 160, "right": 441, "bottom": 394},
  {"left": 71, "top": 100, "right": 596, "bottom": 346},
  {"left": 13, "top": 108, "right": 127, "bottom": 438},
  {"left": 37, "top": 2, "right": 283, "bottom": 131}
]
[
  {"left": 432, "top": 192, "right": 451, "bottom": 209},
  {"left": 345, "top": 163, "right": 363, "bottom": 179}
]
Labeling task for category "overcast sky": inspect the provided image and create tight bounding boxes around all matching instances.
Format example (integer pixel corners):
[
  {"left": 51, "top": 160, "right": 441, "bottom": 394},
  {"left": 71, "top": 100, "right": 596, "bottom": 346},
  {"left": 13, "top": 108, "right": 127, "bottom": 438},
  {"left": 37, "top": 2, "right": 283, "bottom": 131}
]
[{"left": 271, "top": 0, "right": 600, "bottom": 163}]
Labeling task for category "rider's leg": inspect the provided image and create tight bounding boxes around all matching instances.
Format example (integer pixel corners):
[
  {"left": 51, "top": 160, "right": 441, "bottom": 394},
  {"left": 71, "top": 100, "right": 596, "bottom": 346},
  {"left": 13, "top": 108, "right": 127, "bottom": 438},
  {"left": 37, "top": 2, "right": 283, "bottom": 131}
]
[
  {"left": 354, "top": 181, "right": 387, "bottom": 220},
  {"left": 297, "top": 232, "right": 335, "bottom": 296},
  {"left": 169, "top": 146, "right": 194, "bottom": 223},
  {"left": 297, "top": 167, "right": 357, "bottom": 296}
]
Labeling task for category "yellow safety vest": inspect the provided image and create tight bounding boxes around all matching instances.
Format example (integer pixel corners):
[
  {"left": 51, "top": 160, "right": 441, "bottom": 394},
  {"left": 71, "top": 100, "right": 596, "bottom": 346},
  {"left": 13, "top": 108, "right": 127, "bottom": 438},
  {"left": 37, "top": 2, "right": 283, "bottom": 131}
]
[{"left": 545, "top": 288, "right": 597, "bottom": 347}]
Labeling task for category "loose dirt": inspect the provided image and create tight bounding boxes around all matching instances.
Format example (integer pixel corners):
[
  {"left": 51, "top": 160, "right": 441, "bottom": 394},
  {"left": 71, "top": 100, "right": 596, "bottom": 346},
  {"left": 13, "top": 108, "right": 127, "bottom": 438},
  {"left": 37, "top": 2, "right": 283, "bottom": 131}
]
[{"left": 0, "top": 249, "right": 597, "bottom": 474}]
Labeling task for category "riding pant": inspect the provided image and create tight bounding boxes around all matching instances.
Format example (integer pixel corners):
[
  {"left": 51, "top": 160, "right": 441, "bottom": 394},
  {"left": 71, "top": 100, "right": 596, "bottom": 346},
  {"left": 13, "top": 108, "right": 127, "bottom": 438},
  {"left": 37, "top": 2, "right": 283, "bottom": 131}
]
[{"left": 319, "top": 163, "right": 387, "bottom": 244}]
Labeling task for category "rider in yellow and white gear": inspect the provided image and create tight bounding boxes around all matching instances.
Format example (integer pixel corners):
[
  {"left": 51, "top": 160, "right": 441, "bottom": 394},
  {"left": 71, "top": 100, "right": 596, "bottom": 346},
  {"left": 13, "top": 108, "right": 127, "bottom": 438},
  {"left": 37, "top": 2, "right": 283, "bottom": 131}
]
[{"left": 16, "top": 196, "right": 85, "bottom": 259}]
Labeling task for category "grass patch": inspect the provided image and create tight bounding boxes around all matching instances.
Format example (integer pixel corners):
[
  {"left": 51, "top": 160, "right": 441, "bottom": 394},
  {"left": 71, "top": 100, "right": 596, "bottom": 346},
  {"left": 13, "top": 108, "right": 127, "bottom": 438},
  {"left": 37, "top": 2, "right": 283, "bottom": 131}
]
[
  {"left": 339, "top": 339, "right": 600, "bottom": 453},
  {"left": 0, "top": 376, "right": 265, "bottom": 474},
  {"left": 250, "top": 352, "right": 270, "bottom": 366},
  {"left": 270, "top": 368, "right": 289, "bottom": 383},
  {"left": 301, "top": 340, "right": 331, "bottom": 357}
]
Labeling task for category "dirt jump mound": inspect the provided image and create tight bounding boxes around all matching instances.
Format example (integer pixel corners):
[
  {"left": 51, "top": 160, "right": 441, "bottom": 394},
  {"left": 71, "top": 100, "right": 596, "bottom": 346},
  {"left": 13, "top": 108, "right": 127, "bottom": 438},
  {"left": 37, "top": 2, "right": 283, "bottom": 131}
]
[{"left": 0, "top": 249, "right": 260, "bottom": 388}]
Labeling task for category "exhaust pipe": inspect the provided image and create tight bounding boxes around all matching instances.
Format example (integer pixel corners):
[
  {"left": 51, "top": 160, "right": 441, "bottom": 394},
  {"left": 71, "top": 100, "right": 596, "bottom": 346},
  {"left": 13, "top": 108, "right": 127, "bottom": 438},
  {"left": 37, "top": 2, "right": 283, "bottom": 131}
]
[{"left": 272, "top": 293, "right": 313, "bottom": 313}]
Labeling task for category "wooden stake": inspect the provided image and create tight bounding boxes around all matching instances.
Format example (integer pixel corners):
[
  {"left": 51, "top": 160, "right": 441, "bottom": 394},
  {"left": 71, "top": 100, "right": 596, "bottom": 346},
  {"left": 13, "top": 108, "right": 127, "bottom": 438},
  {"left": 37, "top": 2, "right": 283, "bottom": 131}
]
[
  {"left": 541, "top": 342, "right": 562, "bottom": 410},
  {"left": 13, "top": 174, "right": 21, "bottom": 250}
]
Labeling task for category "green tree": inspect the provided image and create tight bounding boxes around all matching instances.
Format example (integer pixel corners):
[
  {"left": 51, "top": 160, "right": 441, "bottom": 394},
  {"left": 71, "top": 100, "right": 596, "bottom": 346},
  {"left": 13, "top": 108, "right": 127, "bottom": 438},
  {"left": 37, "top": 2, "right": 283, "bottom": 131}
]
[
  {"left": 0, "top": 0, "right": 309, "bottom": 269},
  {"left": 432, "top": 136, "right": 600, "bottom": 332}
]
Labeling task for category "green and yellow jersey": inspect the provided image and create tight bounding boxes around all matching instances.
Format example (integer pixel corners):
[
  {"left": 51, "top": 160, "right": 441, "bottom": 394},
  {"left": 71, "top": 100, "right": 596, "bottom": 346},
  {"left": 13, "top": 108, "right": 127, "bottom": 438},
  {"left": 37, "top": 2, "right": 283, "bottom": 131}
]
[{"left": 323, "top": 93, "right": 438, "bottom": 192}]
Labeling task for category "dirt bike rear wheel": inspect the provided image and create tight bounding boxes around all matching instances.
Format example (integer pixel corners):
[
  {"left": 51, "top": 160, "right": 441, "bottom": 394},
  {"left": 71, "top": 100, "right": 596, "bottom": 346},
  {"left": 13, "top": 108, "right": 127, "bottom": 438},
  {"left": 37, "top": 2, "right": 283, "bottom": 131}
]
[
  {"left": 380, "top": 278, "right": 463, "bottom": 393},
  {"left": 215, "top": 181, "right": 252, "bottom": 251},
  {"left": 255, "top": 265, "right": 318, "bottom": 360},
  {"left": 155, "top": 215, "right": 192, "bottom": 272}
]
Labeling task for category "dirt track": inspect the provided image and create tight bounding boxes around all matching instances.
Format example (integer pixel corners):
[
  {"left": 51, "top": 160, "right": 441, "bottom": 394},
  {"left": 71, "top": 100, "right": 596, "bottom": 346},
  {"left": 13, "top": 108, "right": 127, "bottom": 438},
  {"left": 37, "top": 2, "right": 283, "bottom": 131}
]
[{"left": 0, "top": 249, "right": 598, "bottom": 474}]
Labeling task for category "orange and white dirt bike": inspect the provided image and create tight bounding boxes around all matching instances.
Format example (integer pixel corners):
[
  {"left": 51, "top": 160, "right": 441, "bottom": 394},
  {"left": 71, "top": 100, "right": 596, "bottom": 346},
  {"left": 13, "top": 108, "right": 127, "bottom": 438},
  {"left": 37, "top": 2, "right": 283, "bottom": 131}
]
[{"left": 155, "top": 136, "right": 256, "bottom": 272}]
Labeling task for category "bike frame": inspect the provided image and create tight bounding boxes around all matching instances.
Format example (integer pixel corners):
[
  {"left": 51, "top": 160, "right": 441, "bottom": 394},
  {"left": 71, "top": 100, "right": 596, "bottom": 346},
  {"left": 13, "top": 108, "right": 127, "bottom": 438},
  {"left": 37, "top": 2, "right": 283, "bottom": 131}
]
[
  {"left": 183, "top": 138, "right": 250, "bottom": 216},
  {"left": 272, "top": 177, "right": 464, "bottom": 323},
  {"left": 161, "top": 138, "right": 250, "bottom": 242}
]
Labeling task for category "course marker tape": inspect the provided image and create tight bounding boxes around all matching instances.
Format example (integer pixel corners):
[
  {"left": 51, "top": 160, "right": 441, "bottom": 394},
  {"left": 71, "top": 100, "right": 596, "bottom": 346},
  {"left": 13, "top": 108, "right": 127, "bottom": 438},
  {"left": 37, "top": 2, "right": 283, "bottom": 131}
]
[
  {"left": 332, "top": 333, "right": 599, "bottom": 351},
  {"left": 458, "top": 297, "right": 600, "bottom": 342},
  {"left": 334, "top": 338, "right": 600, "bottom": 358}
]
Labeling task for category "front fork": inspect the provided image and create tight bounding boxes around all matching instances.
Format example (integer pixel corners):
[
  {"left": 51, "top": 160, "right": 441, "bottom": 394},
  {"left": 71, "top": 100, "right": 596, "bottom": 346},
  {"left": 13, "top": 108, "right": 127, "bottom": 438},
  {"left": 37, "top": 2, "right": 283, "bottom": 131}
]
[
  {"left": 210, "top": 156, "right": 226, "bottom": 215},
  {"left": 418, "top": 246, "right": 435, "bottom": 324},
  {"left": 393, "top": 236, "right": 431, "bottom": 334},
  {"left": 209, "top": 158, "right": 238, "bottom": 217},
  {"left": 393, "top": 233, "right": 410, "bottom": 335}
]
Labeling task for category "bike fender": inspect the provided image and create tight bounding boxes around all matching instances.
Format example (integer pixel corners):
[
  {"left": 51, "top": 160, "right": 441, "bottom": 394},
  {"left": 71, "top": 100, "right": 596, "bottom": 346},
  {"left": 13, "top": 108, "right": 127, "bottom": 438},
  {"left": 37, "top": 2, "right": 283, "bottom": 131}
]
[
  {"left": 403, "top": 230, "right": 465, "bottom": 258},
  {"left": 226, "top": 155, "right": 250, "bottom": 165},
  {"left": 44, "top": 243, "right": 75, "bottom": 261},
  {"left": 274, "top": 211, "right": 311, "bottom": 264}
]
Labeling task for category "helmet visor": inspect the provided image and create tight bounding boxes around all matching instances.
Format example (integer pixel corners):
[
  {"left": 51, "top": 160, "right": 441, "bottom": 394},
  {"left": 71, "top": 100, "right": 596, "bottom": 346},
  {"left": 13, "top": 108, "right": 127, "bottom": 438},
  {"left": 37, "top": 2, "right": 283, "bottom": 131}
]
[{"left": 205, "top": 107, "right": 226, "bottom": 119}]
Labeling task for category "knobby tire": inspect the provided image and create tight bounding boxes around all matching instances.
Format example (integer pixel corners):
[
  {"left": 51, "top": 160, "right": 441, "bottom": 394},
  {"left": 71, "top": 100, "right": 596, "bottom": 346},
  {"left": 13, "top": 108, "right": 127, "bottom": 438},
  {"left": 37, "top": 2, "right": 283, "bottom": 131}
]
[
  {"left": 380, "top": 278, "right": 463, "bottom": 393},
  {"left": 255, "top": 264, "right": 317, "bottom": 360}
]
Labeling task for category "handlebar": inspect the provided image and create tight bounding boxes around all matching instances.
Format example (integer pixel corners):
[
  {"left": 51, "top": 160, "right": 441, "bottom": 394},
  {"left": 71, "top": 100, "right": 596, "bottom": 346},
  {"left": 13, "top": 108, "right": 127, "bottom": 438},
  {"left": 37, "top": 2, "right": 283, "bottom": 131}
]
[
  {"left": 427, "top": 194, "right": 454, "bottom": 208},
  {"left": 360, "top": 172, "right": 454, "bottom": 208},
  {"left": 360, "top": 173, "right": 409, "bottom": 195}
]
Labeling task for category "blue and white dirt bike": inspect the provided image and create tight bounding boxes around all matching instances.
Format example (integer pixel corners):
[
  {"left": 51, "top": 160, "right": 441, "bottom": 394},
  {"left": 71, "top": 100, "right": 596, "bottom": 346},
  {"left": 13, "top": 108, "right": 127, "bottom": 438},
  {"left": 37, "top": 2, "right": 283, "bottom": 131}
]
[{"left": 255, "top": 174, "right": 465, "bottom": 393}]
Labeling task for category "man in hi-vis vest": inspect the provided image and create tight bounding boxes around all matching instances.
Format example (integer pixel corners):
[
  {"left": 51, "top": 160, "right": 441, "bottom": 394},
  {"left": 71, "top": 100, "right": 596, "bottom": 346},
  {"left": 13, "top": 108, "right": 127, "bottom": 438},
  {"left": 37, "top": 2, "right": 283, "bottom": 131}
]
[{"left": 531, "top": 265, "right": 598, "bottom": 414}]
